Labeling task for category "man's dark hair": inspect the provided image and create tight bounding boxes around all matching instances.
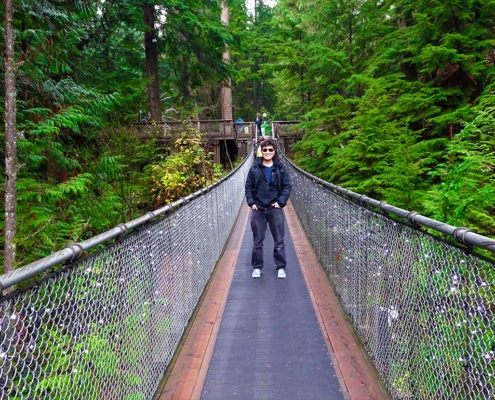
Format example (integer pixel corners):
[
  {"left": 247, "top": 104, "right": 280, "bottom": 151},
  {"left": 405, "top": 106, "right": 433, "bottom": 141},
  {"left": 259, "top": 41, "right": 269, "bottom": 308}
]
[{"left": 260, "top": 137, "right": 276, "bottom": 150}]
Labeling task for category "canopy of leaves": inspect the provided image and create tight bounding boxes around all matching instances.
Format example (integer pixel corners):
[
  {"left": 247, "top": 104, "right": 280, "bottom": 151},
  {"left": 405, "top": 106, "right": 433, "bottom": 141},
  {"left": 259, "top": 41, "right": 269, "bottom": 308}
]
[
  {"left": 2, "top": 0, "right": 495, "bottom": 269},
  {"left": 0, "top": 0, "right": 234, "bottom": 270},
  {"left": 267, "top": 0, "right": 495, "bottom": 237}
]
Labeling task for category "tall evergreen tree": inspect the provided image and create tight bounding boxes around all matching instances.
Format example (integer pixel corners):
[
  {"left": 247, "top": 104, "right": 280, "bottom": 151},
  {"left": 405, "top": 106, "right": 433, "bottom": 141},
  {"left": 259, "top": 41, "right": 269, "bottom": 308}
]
[
  {"left": 0, "top": 0, "right": 241, "bottom": 268},
  {"left": 4, "top": 0, "right": 17, "bottom": 275},
  {"left": 220, "top": 0, "right": 233, "bottom": 120},
  {"left": 273, "top": 0, "right": 495, "bottom": 226},
  {"left": 229, "top": 0, "right": 277, "bottom": 120},
  {"left": 144, "top": 2, "right": 162, "bottom": 122},
  {"left": 424, "top": 97, "right": 495, "bottom": 235}
]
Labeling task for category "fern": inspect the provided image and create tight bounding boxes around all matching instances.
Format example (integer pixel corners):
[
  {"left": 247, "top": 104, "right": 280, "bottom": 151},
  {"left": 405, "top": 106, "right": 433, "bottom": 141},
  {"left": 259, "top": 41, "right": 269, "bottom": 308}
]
[{"left": 44, "top": 173, "right": 94, "bottom": 201}]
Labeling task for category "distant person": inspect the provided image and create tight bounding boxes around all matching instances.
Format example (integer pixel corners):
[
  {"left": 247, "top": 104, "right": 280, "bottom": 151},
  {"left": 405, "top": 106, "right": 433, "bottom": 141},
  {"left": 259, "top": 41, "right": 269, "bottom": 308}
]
[
  {"left": 255, "top": 113, "right": 262, "bottom": 136},
  {"left": 245, "top": 137, "right": 292, "bottom": 279},
  {"left": 235, "top": 117, "right": 244, "bottom": 134}
]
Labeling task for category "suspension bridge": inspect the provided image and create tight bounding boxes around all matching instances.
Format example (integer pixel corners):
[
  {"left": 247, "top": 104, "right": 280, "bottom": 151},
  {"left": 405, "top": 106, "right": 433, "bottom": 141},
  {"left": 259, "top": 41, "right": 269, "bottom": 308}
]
[{"left": 1, "top": 143, "right": 494, "bottom": 400}]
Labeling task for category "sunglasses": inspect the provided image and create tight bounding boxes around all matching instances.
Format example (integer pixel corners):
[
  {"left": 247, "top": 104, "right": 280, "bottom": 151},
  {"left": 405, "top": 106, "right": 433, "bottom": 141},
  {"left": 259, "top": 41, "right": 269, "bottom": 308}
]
[{"left": 262, "top": 148, "right": 274, "bottom": 153}]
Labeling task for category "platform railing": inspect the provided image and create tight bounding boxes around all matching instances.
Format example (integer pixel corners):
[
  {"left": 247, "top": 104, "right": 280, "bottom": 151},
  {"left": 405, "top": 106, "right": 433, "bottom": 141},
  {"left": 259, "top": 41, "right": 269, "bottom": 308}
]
[
  {"left": 135, "top": 119, "right": 255, "bottom": 140},
  {"left": 284, "top": 156, "right": 495, "bottom": 400},
  {"left": 134, "top": 120, "right": 303, "bottom": 141},
  {"left": 0, "top": 154, "right": 252, "bottom": 400}
]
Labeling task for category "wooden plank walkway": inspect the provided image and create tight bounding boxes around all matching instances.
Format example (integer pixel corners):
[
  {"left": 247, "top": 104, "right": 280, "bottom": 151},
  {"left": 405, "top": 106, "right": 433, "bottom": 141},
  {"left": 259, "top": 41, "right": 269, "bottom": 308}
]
[{"left": 155, "top": 202, "right": 391, "bottom": 400}]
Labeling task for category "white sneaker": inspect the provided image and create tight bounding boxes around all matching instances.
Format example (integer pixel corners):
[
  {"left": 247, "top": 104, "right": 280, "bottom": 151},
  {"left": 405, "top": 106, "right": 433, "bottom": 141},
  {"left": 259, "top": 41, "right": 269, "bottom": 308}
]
[
  {"left": 277, "top": 268, "right": 286, "bottom": 279},
  {"left": 252, "top": 268, "right": 261, "bottom": 278}
]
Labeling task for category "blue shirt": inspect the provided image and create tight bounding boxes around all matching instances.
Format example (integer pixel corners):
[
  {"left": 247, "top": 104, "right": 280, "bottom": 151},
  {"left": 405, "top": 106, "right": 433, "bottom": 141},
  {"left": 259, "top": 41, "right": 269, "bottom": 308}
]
[{"left": 265, "top": 165, "right": 273, "bottom": 184}]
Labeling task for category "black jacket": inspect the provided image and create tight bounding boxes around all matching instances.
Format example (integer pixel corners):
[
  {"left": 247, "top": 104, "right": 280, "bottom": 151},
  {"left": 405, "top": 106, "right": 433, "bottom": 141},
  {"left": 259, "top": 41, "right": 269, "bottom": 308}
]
[{"left": 245, "top": 159, "right": 292, "bottom": 209}]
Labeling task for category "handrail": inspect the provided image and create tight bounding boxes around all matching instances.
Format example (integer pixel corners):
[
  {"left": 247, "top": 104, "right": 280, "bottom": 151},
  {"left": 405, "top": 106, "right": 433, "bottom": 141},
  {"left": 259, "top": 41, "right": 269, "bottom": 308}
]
[
  {"left": 283, "top": 156, "right": 495, "bottom": 254},
  {"left": 136, "top": 119, "right": 235, "bottom": 124},
  {"left": 0, "top": 155, "right": 251, "bottom": 292},
  {"left": 135, "top": 120, "right": 301, "bottom": 125}
]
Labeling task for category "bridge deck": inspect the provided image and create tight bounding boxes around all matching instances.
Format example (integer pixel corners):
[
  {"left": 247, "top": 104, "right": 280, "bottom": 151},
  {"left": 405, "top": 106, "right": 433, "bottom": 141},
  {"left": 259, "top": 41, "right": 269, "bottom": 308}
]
[{"left": 157, "top": 203, "right": 389, "bottom": 400}]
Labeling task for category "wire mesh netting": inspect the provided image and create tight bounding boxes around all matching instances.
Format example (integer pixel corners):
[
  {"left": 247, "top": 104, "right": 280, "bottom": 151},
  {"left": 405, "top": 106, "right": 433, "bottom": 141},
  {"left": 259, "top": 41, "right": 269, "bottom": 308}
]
[
  {"left": 287, "top": 161, "right": 495, "bottom": 400},
  {"left": 2, "top": 143, "right": 494, "bottom": 400},
  {"left": 0, "top": 157, "right": 252, "bottom": 400}
]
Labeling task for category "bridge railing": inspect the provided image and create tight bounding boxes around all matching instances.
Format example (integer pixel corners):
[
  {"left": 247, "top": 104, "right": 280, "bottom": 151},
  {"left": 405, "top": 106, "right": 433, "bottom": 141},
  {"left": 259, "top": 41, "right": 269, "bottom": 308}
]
[
  {"left": 135, "top": 119, "right": 255, "bottom": 140},
  {"left": 271, "top": 121, "right": 303, "bottom": 138},
  {"left": 285, "top": 157, "right": 495, "bottom": 400},
  {"left": 0, "top": 155, "right": 253, "bottom": 400},
  {"left": 134, "top": 120, "right": 304, "bottom": 141}
]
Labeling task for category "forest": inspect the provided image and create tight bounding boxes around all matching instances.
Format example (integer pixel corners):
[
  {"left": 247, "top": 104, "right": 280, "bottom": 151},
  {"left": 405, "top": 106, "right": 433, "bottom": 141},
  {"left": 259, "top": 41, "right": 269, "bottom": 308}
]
[{"left": 1, "top": 0, "right": 495, "bottom": 274}]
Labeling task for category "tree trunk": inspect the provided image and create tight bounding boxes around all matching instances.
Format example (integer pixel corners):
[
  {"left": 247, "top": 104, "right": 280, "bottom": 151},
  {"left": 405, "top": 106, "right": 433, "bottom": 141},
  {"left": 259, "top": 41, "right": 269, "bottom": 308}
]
[
  {"left": 220, "top": 0, "right": 232, "bottom": 121},
  {"left": 4, "top": 0, "right": 18, "bottom": 276},
  {"left": 143, "top": 3, "right": 161, "bottom": 123}
]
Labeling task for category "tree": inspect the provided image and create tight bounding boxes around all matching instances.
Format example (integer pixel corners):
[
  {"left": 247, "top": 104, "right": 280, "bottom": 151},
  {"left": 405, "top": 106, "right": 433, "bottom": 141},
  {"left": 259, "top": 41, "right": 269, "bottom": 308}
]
[
  {"left": 144, "top": 2, "right": 162, "bottom": 122},
  {"left": 220, "top": 0, "right": 233, "bottom": 120},
  {"left": 0, "top": 0, "right": 121, "bottom": 268},
  {"left": 228, "top": 0, "right": 277, "bottom": 120},
  {"left": 274, "top": 0, "right": 495, "bottom": 223},
  {"left": 0, "top": 0, "right": 241, "bottom": 269},
  {"left": 4, "top": 0, "right": 17, "bottom": 275},
  {"left": 424, "top": 97, "right": 495, "bottom": 235}
]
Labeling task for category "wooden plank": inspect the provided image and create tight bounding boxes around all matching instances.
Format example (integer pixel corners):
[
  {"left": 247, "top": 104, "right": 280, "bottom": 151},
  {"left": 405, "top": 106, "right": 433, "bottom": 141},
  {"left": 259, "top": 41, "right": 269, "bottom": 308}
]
[{"left": 285, "top": 202, "right": 392, "bottom": 400}]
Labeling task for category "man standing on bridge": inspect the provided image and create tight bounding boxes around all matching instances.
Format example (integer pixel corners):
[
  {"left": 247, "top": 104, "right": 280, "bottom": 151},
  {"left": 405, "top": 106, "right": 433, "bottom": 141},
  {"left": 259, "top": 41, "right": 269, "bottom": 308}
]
[
  {"left": 245, "top": 137, "right": 292, "bottom": 279},
  {"left": 255, "top": 112, "right": 262, "bottom": 136}
]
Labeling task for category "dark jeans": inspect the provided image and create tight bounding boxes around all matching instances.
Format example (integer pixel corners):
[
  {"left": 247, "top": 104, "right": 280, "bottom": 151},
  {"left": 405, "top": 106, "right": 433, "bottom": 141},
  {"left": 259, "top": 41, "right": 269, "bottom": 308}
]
[{"left": 251, "top": 208, "right": 286, "bottom": 270}]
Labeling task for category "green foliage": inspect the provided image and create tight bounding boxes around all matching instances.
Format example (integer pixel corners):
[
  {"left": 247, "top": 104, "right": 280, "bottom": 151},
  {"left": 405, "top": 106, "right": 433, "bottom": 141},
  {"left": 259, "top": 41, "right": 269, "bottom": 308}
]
[
  {"left": 151, "top": 129, "right": 225, "bottom": 204},
  {"left": 228, "top": 0, "right": 277, "bottom": 121},
  {"left": 1, "top": 0, "right": 493, "bottom": 269},
  {"left": 424, "top": 97, "right": 495, "bottom": 235},
  {"left": 272, "top": 0, "right": 495, "bottom": 238},
  {"left": 0, "top": 113, "right": 228, "bottom": 272}
]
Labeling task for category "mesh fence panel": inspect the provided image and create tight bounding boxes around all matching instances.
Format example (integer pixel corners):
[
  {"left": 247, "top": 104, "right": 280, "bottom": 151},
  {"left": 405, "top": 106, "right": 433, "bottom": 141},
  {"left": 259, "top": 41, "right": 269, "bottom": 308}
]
[
  {"left": 3, "top": 147, "right": 494, "bottom": 400},
  {"left": 287, "top": 162, "right": 495, "bottom": 400},
  {"left": 0, "top": 158, "right": 252, "bottom": 400}
]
